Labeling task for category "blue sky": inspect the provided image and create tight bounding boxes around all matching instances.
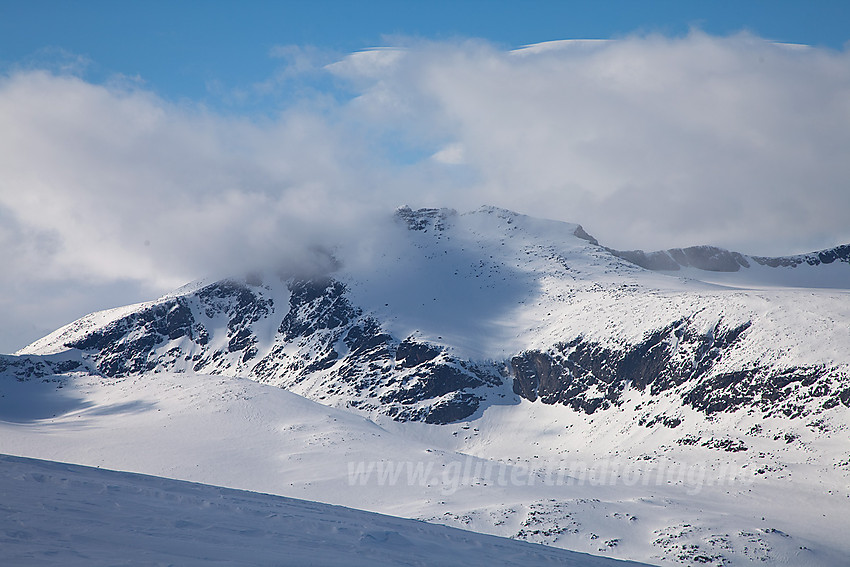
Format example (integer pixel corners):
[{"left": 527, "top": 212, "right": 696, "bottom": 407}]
[
  {"left": 2, "top": 1, "right": 850, "bottom": 353},
  {"left": 2, "top": 0, "right": 848, "bottom": 110}
]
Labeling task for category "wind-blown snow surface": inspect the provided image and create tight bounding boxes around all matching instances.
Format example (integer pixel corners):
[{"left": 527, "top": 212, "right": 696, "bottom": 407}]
[
  {"left": 4, "top": 206, "right": 850, "bottom": 565},
  {"left": 0, "top": 368, "right": 847, "bottom": 566},
  {"left": 1, "top": 454, "right": 650, "bottom": 567}
]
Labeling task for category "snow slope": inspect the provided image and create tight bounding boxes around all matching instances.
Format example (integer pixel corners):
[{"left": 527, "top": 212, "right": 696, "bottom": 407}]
[
  {"left": 609, "top": 242, "right": 850, "bottom": 290},
  {"left": 4, "top": 206, "right": 850, "bottom": 565},
  {"left": 1, "top": 364, "right": 847, "bottom": 566},
  {"left": 17, "top": 206, "right": 850, "bottom": 425},
  {"left": 0, "top": 454, "right": 650, "bottom": 567}
]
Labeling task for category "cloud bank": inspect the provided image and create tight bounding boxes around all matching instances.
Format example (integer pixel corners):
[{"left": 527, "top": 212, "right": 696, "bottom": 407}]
[
  {"left": 2, "top": 32, "right": 850, "bottom": 351},
  {"left": 330, "top": 34, "right": 850, "bottom": 253}
]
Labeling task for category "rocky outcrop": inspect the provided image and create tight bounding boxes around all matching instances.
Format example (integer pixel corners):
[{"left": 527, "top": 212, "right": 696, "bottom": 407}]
[
  {"left": 751, "top": 244, "right": 850, "bottom": 268},
  {"left": 29, "top": 270, "right": 850, "bottom": 426},
  {"left": 253, "top": 277, "right": 498, "bottom": 424},
  {"left": 510, "top": 319, "right": 849, "bottom": 418},
  {"left": 0, "top": 353, "right": 84, "bottom": 381},
  {"left": 60, "top": 276, "right": 496, "bottom": 425},
  {"left": 395, "top": 206, "right": 457, "bottom": 232},
  {"left": 612, "top": 243, "right": 850, "bottom": 272},
  {"left": 66, "top": 281, "right": 273, "bottom": 377},
  {"left": 572, "top": 225, "right": 599, "bottom": 246},
  {"left": 610, "top": 246, "right": 750, "bottom": 272},
  {"left": 15, "top": 206, "right": 849, "bottom": 428}
]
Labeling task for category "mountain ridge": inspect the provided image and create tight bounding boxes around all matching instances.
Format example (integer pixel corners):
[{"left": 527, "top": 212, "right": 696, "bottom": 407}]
[
  {"left": 4, "top": 206, "right": 850, "bottom": 566},
  {"left": 14, "top": 206, "right": 850, "bottom": 426},
  {"left": 609, "top": 242, "right": 850, "bottom": 273}
]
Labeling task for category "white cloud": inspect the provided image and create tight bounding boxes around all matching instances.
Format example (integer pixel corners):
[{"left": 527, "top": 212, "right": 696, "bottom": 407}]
[
  {"left": 0, "top": 70, "right": 397, "bottom": 350},
  {"left": 329, "top": 33, "right": 850, "bottom": 253},
  {"left": 2, "top": 32, "right": 850, "bottom": 351},
  {"left": 431, "top": 143, "right": 466, "bottom": 165}
]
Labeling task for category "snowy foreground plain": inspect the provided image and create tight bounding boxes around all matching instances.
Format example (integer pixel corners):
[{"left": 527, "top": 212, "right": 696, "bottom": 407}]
[
  {"left": 3, "top": 207, "right": 850, "bottom": 565},
  {"left": 1, "top": 454, "right": 650, "bottom": 566},
  {"left": 1, "top": 368, "right": 847, "bottom": 566}
]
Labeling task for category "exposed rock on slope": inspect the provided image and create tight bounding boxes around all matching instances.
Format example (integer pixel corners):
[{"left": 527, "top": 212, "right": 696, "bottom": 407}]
[
  {"left": 610, "top": 243, "right": 850, "bottom": 272},
  {"left": 16, "top": 206, "right": 850, "bottom": 426}
]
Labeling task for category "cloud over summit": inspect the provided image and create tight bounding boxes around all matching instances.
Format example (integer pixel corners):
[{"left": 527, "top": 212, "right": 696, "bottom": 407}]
[
  {"left": 329, "top": 33, "right": 850, "bottom": 254},
  {"left": 2, "top": 32, "right": 850, "bottom": 351}
]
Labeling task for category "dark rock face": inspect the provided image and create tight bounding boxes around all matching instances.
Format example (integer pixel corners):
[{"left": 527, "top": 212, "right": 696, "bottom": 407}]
[
  {"left": 253, "top": 278, "right": 497, "bottom": 424},
  {"left": 396, "top": 338, "right": 442, "bottom": 368},
  {"left": 682, "top": 365, "right": 842, "bottom": 418},
  {"left": 510, "top": 319, "right": 847, "bottom": 419},
  {"left": 572, "top": 225, "right": 599, "bottom": 246},
  {"left": 608, "top": 249, "right": 681, "bottom": 271},
  {"left": 68, "top": 298, "right": 198, "bottom": 375},
  {"left": 673, "top": 246, "right": 749, "bottom": 271},
  {"left": 43, "top": 265, "right": 850, "bottom": 427},
  {"left": 0, "top": 354, "right": 84, "bottom": 382},
  {"left": 279, "top": 278, "right": 357, "bottom": 341},
  {"left": 610, "top": 246, "right": 750, "bottom": 272},
  {"left": 67, "top": 282, "right": 274, "bottom": 377},
  {"left": 752, "top": 244, "right": 850, "bottom": 268},
  {"left": 395, "top": 206, "right": 457, "bottom": 231},
  {"left": 422, "top": 392, "right": 481, "bottom": 424},
  {"left": 613, "top": 243, "right": 850, "bottom": 272},
  {"left": 60, "top": 275, "right": 494, "bottom": 425}
]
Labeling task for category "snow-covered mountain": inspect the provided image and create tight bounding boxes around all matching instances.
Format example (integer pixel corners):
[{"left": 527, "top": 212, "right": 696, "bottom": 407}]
[
  {"left": 18, "top": 205, "right": 850, "bottom": 424},
  {"left": 609, "top": 243, "right": 850, "bottom": 289},
  {"left": 4, "top": 206, "right": 850, "bottom": 566}
]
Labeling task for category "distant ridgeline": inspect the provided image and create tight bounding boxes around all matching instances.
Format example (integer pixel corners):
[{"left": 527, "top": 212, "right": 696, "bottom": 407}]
[{"left": 609, "top": 244, "right": 850, "bottom": 272}]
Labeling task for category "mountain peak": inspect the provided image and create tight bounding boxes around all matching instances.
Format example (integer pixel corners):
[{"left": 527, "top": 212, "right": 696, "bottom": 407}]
[
  {"left": 395, "top": 206, "right": 457, "bottom": 231},
  {"left": 15, "top": 205, "right": 850, "bottom": 427},
  {"left": 5, "top": 206, "right": 850, "bottom": 567}
]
